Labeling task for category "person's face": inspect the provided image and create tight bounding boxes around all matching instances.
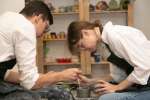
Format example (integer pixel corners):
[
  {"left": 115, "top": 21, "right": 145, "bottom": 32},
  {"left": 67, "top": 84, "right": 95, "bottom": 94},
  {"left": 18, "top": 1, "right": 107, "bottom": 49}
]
[
  {"left": 35, "top": 16, "right": 49, "bottom": 37},
  {"left": 76, "top": 29, "right": 99, "bottom": 52}
]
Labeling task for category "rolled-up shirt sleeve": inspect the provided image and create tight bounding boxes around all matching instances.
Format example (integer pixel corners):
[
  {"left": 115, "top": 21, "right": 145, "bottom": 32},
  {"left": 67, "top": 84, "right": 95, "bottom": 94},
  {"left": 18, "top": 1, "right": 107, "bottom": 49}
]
[
  {"left": 128, "top": 66, "right": 150, "bottom": 85},
  {"left": 13, "top": 28, "right": 39, "bottom": 89}
]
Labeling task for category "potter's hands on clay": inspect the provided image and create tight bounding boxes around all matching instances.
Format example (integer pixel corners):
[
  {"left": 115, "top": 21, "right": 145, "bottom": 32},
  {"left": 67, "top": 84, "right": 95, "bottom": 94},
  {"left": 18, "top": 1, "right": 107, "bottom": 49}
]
[
  {"left": 60, "top": 68, "right": 82, "bottom": 82},
  {"left": 94, "top": 80, "right": 118, "bottom": 94},
  {"left": 78, "top": 75, "right": 96, "bottom": 86},
  {"left": 78, "top": 75, "right": 90, "bottom": 83}
]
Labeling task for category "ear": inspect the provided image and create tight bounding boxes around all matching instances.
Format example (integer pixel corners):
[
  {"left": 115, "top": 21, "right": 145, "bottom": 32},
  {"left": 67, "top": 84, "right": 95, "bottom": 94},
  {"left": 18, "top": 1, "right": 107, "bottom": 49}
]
[
  {"left": 37, "top": 14, "right": 43, "bottom": 20},
  {"left": 34, "top": 14, "right": 43, "bottom": 24},
  {"left": 33, "top": 16, "right": 39, "bottom": 24},
  {"left": 35, "top": 18, "right": 38, "bottom": 24}
]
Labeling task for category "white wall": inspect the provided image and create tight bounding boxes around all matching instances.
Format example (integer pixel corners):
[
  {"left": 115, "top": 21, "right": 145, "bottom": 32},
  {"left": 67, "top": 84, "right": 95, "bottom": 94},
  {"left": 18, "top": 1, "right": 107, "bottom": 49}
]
[
  {"left": 0, "top": 0, "right": 150, "bottom": 39},
  {"left": 0, "top": 0, "right": 24, "bottom": 15},
  {"left": 134, "top": 0, "right": 150, "bottom": 39}
]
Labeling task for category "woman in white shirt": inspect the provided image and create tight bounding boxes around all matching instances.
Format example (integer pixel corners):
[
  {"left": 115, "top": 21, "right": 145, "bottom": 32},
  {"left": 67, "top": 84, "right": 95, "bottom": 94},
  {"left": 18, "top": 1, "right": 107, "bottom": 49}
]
[{"left": 67, "top": 20, "right": 150, "bottom": 100}]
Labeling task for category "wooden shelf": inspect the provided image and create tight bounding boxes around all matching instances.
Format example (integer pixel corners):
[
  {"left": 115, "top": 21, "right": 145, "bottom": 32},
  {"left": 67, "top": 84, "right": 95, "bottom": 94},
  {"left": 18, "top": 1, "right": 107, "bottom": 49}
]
[
  {"left": 44, "top": 62, "right": 80, "bottom": 66},
  {"left": 52, "top": 12, "right": 79, "bottom": 15},
  {"left": 44, "top": 62, "right": 109, "bottom": 66},
  {"left": 43, "top": 39, "right": 66, "bottom": 41},
  {"left": 91, "top": 61, "right": 110, "bottom": 65},
  {"left": 44, "top": 61, "right": 109, "bottom": 66},
  {"left": 90, "top": 10, "right": 127, "bottom": 14},
  {"left": 37, "top": 1, "right": 133, "bottom": 75}
]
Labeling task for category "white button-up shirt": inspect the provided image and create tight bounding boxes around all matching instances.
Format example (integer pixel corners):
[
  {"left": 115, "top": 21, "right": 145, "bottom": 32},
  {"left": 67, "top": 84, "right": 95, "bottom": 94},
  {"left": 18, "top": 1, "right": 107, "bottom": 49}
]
[
  {"left": 102, "top": 21, "right": 150, "bottom": 85},
  {"left": 0, "top": 12, "right": 39, "bottom": 89}
]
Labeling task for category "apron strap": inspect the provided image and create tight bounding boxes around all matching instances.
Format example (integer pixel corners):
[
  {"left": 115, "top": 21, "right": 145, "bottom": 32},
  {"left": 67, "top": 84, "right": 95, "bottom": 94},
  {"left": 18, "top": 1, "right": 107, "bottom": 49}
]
[{"left": 104, "top": 43, "right": 133, "bottom": 75}]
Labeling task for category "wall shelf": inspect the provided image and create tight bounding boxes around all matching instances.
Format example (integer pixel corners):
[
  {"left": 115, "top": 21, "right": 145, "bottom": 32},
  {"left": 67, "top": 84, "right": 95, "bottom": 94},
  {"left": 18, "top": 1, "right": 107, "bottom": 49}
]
[
  {"left": 43, "top": 39, "right": 66, "bottom": 41},
  {"left": 52, "top": 12, "right": 79, "bottom": 15},
  {"left": 44, "top": 62, "right": 80, "bottom": 66},
  {"left": 91, "top": 61, "right": 110, "bottom": 65},
  {"left": 37, "top": 1, "right": 134, "bottom": 78},
  {"left": 90, "top": 10, "right": 127, "bottom": 14}
]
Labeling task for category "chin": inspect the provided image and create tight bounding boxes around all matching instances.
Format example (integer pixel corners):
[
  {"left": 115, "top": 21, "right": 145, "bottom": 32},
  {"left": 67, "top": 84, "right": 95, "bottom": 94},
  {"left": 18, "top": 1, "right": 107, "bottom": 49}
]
[
  {"left": 37, "top": 33, "right": 43, "bottom": 37},
  {"left": 89, "top": 48, "right": 96, "bottom": 52},
  {"left": 37, "top": 35, "right": 41, "bottom": 37}
]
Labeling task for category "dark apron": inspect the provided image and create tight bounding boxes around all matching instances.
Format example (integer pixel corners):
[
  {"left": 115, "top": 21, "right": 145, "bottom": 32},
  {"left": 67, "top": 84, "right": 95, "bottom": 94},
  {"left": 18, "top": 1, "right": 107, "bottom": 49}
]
[
  {"left": 0, "top": 59, "right": 16, "bottom": 80},
  {"left": 0, "top": 59, "right": 72, "bottom": 100},
  {"left": 105, "top": 43, "right": 150, "bottom": 92},
  {"left": 0, "top": 59, "right": 40, "bottom": 100}
]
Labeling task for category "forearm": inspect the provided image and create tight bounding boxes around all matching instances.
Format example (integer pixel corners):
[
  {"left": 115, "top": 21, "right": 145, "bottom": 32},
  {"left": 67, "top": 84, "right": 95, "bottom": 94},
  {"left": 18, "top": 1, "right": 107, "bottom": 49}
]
[
  {"left": 116, "top": 79, "right": 134, "bottom": 91},
  {"left": 5, "top": 70, "right": 64, "bottom": 89},
  {"left": 32, "top": 71, "right": 64, "bottom": 89},
  {"left": 4, "top": 70, "right": 20, "bottom": 83}
]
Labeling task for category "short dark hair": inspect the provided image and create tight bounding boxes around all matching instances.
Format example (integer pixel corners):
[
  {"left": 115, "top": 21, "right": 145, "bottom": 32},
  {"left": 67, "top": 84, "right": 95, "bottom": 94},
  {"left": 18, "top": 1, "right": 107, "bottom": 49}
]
[
  {"left": 20, "top": 1, "right": 53, "bottom": 25},
  {"left": 67, "top": 20, "right": 103, "bottom": 54}
]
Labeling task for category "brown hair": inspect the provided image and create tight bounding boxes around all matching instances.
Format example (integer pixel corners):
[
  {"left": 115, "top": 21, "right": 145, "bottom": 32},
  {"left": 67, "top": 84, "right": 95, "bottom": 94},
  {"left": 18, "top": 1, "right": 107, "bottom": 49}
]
[
  {"left": 67, "top": 20, "right": 103, "bottom": 54},
  {"left": 20, "top": 1, "right": 53, "bottom": 25}
]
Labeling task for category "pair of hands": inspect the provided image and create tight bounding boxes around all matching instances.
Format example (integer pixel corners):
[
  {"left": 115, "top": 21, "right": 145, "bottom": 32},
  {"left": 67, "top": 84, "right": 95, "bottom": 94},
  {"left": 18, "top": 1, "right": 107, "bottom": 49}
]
[
  {"left": 60, "top": 68, "right": 119, "bottom": 94},
  {"left": 78, "top": 75, "right": 119, "bottom": 95},
  {"left": 60, "top": 68, "right": 82, "bottom": 82}
]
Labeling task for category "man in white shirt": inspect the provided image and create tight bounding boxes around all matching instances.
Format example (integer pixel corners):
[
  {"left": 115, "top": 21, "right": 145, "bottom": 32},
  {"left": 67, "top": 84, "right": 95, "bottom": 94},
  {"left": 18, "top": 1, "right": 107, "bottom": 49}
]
[
  {"left": 0, "top": 0, "right": 81, "bottom": 93},
  {"left": 67, "top": 21, "right": 150, "bottom": 100}
]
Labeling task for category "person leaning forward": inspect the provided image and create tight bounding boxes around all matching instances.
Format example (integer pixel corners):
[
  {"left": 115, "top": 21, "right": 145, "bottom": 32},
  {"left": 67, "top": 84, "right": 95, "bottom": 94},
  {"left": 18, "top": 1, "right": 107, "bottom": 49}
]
[
  {"left": 0, "top": 1, "right": 81, "bottom": 91},
  {"left": 67, "top": 20, "right": 150, "bottom": 100}
]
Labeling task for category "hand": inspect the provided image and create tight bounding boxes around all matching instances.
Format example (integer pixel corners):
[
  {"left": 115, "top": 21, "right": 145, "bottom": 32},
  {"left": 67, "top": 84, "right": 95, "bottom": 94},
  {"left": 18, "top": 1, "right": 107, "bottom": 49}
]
[
  {"left": 60, "top": 68, "right": 82, "bottom": 82},
  {"left": 78, "top": 75, "right": 96, "bottom": 86},
  {"left": 78, "top": 75, "right": 90, "bottom": 83},
  {"left": 94, "top": 80, "right": 119, "bottom": 94}
]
